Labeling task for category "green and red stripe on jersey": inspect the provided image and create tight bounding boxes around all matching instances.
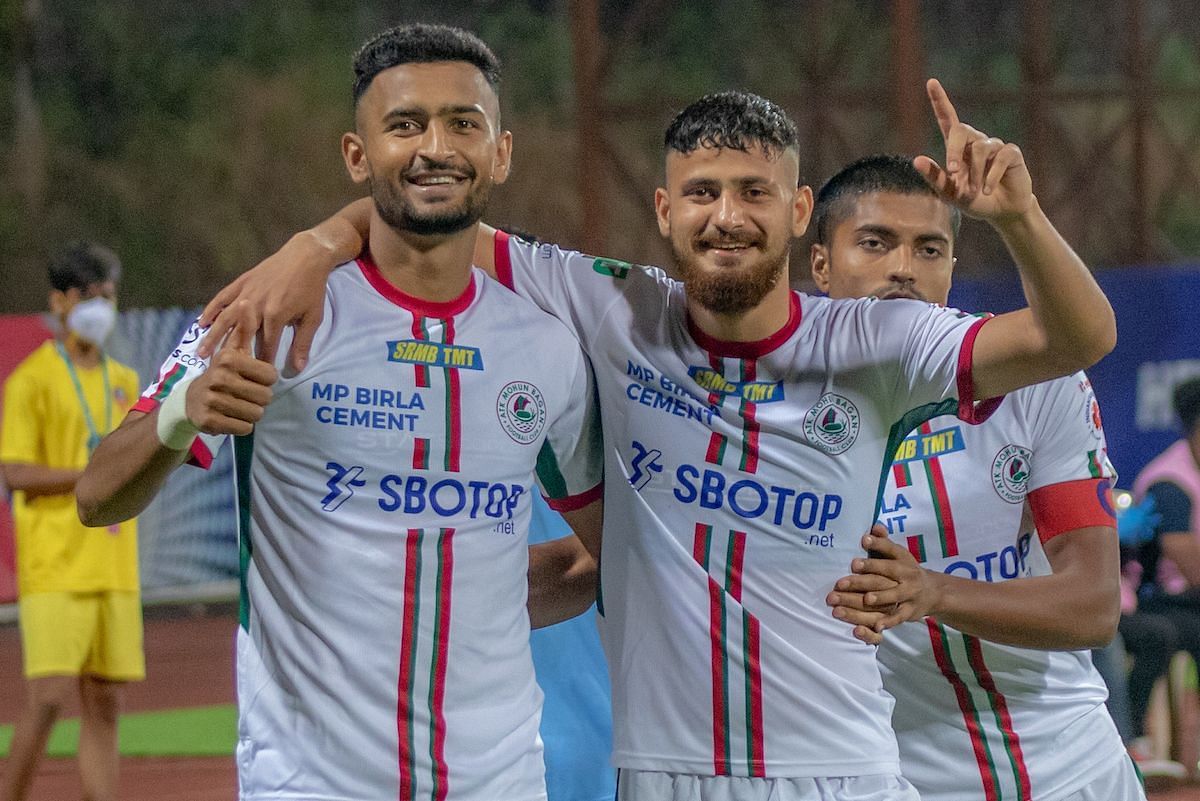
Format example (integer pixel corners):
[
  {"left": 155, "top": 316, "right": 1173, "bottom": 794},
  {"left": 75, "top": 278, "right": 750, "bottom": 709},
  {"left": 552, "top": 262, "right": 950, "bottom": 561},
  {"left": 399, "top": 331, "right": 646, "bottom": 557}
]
[
  {"left": 406, "top": 317, "right": 462, "bottom": 474},
  {"left": 693, "top": 524, "right": 765, "bottom": 777},
  {"left": 918, "top": 421, "right": 959, "bottom": 558},
  {"left": 397, "top": 528, "right": 455, "bottom": 801},
  {"left": 737, "top": 360, "right": 761, "bottom": 473},
  {"left": 411, "top": 318, "right": 432, "bottom": 388},
  {"left": 149, "top": 362, "right": 187, "bottom": 402},
  {"left": 704, "top": 354, "right": 730, "bottom": 466},
  {"left": 927, "top": 620, "right": 1031, "bottom": 801},
  {"left": 702, "top": 356, "right": 762, "bottom": 474},
  {"left": 441, "top": 318, "right": 462, "bottom": 473},
  {"left": 408, "top": 318, "right": 432, "bottom": 471},
  {"left": 689, "top": 291, "right": 801, "bottom": 473}
]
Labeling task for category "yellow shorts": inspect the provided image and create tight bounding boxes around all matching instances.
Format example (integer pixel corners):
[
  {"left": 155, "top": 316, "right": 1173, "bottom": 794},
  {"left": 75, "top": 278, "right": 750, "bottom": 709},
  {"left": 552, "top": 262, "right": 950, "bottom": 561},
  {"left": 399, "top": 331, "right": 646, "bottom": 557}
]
[{"left": 18, "top": 590, "right": 146, "bottom": 681}]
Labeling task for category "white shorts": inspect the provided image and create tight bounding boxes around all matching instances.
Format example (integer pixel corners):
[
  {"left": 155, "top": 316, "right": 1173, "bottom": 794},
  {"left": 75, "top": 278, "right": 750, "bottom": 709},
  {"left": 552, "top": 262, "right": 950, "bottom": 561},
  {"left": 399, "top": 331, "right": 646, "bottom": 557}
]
[
  {"left": 1057, "top": 755, "right": 1146, "bottom": 801},
  {"left": 616, "top": 770, "right": 920, "bottom": 801}
]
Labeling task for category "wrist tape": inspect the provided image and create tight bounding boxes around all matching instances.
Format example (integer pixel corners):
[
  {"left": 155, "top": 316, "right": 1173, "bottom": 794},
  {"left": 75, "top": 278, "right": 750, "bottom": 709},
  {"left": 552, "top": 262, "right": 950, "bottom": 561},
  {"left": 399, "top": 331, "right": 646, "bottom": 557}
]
[{"left": 156, "top": 376, "right": 200, "bottom": 451}]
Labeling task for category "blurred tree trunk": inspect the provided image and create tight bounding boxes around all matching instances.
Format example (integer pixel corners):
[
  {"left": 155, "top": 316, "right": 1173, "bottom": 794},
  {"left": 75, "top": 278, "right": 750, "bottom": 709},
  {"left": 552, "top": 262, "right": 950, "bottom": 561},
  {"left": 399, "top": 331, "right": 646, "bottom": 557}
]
[
  {"left": 7, "top": 0, "right": 46, "bottom": 311},
  {"left": 12, "top": 0, "right": 44, "bottom": 219}
]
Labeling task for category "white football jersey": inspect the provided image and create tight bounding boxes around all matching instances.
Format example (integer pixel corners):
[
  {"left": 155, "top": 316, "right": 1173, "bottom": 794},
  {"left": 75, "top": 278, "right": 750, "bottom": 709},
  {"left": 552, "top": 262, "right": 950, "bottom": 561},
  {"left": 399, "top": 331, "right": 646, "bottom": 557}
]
[
  {"left": 876, "top": 373, "right": 1126, "bottom": 801},
  {"left": 137, "top": 259, "right": 602, "bottom": 801},
  {"left": 497, "top": 232, "right": 994, "bottom": 778}
]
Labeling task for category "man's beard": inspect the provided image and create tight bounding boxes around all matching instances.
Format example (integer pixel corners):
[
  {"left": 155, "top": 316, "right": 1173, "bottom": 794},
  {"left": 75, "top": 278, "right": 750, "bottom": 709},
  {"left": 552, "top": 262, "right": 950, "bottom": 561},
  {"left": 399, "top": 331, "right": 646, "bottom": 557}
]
[
  {"left": 370, "top": 168, "right": 492, "bottom": 236},
  {"left": 673, "top": 237, "right": 788, "bottom": 315}
]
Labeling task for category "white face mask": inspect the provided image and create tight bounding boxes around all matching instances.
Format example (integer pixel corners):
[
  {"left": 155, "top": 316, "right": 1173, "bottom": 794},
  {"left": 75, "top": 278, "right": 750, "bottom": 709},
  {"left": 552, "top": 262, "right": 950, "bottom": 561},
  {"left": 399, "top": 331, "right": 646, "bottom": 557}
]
[{"left": 66, "top": 296, "right": 117, "bottom": 346}]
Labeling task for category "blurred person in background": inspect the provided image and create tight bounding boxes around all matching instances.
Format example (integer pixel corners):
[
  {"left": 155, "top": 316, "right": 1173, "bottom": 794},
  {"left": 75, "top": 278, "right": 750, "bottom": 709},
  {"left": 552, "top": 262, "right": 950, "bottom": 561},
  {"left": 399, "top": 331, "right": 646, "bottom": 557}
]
[
  {"left": 0, "top": 242, "right": 142, "bottom": 801},
  {"left": 1094, "top": 490, "right": 1188, "bottom": 784},
  {"left": 1124, "top": 377, "right": 1200, "bottom": 777}
]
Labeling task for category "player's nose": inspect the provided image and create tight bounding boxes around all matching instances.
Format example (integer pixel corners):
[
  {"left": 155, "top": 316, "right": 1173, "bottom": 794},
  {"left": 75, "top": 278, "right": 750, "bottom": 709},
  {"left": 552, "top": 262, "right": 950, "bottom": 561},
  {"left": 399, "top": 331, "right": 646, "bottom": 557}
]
[{"left": 712, "top": 193, "right": 746, "bottom": 229}]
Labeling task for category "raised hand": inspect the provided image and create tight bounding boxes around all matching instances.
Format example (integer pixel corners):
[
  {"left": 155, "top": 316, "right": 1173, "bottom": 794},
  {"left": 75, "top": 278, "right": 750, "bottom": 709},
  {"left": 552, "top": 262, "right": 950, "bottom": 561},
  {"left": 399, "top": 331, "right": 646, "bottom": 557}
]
[
  {"left": 913, "top": 79, "right": 1034, "bottom": 225},
  {"left": 185, "top": 325, "right": 278, "bottom": 436}
]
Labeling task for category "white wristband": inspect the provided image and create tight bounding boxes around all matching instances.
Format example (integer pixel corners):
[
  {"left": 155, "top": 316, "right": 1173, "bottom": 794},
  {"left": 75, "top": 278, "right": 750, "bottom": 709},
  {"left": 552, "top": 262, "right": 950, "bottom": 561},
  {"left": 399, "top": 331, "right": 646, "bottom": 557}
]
[{"left": 155, "top": 376, "right": 200, "bottom": 451}]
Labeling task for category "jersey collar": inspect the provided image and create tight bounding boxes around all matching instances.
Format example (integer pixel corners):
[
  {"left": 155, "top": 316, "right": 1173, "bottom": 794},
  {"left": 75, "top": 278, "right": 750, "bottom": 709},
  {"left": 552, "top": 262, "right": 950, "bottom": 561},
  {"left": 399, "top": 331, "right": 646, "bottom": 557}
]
[
  {"left": 686, "top": 291, "right": 802, "bottom": 359},
  {"left": 356, "top": 253, "right": 477, "bottom": 318}
]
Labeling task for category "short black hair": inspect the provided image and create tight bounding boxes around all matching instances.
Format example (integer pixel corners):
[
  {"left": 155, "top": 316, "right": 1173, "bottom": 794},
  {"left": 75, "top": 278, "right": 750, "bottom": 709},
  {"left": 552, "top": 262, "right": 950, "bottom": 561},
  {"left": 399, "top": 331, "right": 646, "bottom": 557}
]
[
  {"left": 48, "top": 241, "right": 121, "bottom": 293},
  {"left": 352, "top": 23, "right": 501, "bottom": 106},
  {"left": 664, "top": 91, "right": 799, "bottom": 159},
  {"left": 813, "top": 154, "right": 961, "bottom": 245},
  {"left": 1174, "top": 377, "right": 1200, "bottom": 434}
]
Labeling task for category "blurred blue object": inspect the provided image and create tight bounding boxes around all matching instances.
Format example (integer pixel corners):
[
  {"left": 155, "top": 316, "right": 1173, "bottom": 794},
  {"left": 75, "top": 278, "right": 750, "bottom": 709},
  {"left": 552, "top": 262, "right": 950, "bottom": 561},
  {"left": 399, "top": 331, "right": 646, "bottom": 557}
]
[{"left": 1116, "top": 493, "right": 1161, "bottom": 547}]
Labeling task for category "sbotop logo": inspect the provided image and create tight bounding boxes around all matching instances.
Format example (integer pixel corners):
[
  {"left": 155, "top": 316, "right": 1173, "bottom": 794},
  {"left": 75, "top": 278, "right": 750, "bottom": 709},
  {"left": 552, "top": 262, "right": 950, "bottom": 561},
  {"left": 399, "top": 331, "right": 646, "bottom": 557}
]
[
  {"left": 803, "top": 393, "right": 860, "bottom": 454},
  {"left": 991, "top": 443, "right": 1033, "bottom": 503},
  {"left": 497, "top": 381, "right": 547, "bottom": 444}
]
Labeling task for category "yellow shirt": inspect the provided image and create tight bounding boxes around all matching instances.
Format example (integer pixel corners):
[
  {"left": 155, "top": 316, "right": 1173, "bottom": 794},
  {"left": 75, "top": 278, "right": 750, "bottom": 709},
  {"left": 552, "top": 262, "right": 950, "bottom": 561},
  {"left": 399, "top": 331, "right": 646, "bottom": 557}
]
[{"left": 1, "top": 341, "right": 140, "bottom": 594}]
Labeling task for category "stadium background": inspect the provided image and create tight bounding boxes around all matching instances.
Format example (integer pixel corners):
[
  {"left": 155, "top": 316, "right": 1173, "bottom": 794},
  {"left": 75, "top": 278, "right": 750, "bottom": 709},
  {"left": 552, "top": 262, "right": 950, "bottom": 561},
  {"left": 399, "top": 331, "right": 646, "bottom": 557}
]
[{"left": 2, "top": 0, "right": 1200, "bottom": 797}]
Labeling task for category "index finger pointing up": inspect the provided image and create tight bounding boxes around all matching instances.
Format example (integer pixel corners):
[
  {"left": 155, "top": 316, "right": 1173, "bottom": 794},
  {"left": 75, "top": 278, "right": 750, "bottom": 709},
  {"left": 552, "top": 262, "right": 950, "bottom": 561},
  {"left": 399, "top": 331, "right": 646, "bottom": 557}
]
[{"left": 926, "top": 78, "right": 960, "bottom": 138}]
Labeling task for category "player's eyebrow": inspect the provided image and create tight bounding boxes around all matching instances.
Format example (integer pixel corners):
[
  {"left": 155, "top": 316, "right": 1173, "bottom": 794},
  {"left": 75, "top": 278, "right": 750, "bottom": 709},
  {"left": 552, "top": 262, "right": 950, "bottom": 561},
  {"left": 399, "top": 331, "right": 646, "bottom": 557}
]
[
  {"left": 381, "top": 104, "right": 487, "bottom": 123},
  {"left": 854, "top": 224, "right": 949, "bottom": 246},
  {"left": 436, "top": 104, "right": 486, "bottom": 117},
  {"left": 914, "top": 232, "right": 951, "bottom": 246},
  {"left": 680, "top": 177, "right": 720, "bottom": 194},
  {"left": 855, "top": 224, "right": 900, "bottom": 240},
  {"left": 381, "top": 106, "right": 429, "bottom": 123}
]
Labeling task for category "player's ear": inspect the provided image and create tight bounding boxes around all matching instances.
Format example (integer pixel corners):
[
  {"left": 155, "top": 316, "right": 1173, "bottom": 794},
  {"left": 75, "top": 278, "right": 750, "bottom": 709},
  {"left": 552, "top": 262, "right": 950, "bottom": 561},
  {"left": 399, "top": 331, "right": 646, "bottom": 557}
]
[
  {"left": 342, "top": 132, "right": 369, "bottom": 184},
  {"left": 810, "top": 243, "right": 832, "bottom": 293},
  {"left": 491, "top": 129, "right": 513, "bottom": 185},
  {"left": 792, "top": 185, "right": 814, "bottom": 237},
  {"left": 654, "top": 188, "right": 671, "bottom": 238}
]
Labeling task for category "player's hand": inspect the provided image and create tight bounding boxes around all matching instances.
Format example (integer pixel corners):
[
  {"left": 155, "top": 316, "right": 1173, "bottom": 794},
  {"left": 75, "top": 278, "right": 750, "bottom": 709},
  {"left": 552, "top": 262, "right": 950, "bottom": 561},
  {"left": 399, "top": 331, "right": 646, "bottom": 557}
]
[
  {"left": 197, "top": 231, "right": 336, "bottom": 371},
  {"left": 828, "top": 528, "right": 945, "bottom": 633},
  {"left": 913, "top": 78, "right": 1034, "bottom": 226},
  {"left": 825, "top": 524, "right": 897, "bottom": 645},
  {"left": 185, "top": 327, "right": 278, "bottom": 436}
]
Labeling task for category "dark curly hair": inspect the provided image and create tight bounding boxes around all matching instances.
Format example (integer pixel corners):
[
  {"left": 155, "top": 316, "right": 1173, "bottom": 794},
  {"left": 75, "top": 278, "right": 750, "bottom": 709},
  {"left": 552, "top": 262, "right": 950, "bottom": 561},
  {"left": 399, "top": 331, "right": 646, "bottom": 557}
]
[{"left": 664, "top": 91, "right": 799, "bottom": 161}]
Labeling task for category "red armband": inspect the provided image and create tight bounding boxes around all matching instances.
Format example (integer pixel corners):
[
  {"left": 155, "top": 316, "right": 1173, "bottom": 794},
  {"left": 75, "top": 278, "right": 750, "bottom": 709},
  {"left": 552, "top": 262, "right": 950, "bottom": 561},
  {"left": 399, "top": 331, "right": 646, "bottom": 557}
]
[{"left": 1028, "top": 478, "right": 1116, "bottom": 544}]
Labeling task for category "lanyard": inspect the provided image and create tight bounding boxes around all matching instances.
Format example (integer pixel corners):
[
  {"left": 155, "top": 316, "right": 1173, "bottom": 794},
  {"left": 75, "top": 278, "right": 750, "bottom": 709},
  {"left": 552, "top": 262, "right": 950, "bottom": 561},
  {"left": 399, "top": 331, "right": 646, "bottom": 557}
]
[{"left": 54, "top": 341, "right": 112, "bottom": 453}]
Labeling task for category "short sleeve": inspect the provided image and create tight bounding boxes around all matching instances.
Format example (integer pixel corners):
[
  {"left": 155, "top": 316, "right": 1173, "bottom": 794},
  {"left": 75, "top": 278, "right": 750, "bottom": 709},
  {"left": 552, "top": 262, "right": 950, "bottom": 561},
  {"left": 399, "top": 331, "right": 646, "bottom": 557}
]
[
  {"left": 860, "top": 300, "right": 1002, "bottom": 425},
  {"left": 0, "top": 367, "right": 42, "bottom": 465},
  {"left": 495, "top": 230, "right": 643, "bottom": 350},
  {"left": 1025, "top": 373, "right": 1116, "bottom": 491},
  {"left": 133, "top": 317, "right": 225, "bottom": 468},
  {"left": 535, "top": 347, "right": 603, "bottom": 512}
]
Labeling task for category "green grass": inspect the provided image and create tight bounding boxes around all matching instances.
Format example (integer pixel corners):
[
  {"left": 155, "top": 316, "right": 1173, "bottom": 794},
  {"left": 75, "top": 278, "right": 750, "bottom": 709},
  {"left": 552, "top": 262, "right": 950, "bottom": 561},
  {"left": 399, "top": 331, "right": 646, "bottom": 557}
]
[{"left": 0, "top": 704, "right": 236, "bottom": 757}]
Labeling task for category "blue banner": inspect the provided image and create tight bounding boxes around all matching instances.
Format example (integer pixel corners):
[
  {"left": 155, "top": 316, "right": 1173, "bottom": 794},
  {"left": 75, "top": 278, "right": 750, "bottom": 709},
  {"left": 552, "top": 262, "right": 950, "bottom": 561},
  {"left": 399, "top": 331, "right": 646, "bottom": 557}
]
[{"left": 951, "top": 263, "right": 1200, "bottom": 484}]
